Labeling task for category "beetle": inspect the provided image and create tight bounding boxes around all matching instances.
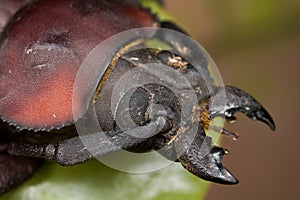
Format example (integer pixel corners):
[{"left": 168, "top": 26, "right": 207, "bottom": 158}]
[{"left": 0, "top": 0, "right": 275, "bottom": 194}]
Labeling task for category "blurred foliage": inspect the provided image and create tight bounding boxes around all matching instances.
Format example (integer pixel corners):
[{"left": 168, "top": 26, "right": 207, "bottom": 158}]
[
  {"left": 164, "top": 0, "right": 300, "bottom": 53},
  {"left": 1, "top": 160, "right": 209, "bottom": 200},
  {"left": 208, "top": 0, "right": 300, "bottom": 51},
  {"left": 140, "top": 0, "right": 173, "bottom": 21}
]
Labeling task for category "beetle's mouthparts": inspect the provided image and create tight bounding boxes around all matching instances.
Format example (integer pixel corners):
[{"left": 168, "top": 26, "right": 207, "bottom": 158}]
[
  {"left": 197, "top": 100, "right": 239, "bottom": 141},
  {"left": 210, "top": 85, "right": 276, "bottom": 131},
  {"left": 209, "top": 125, "right": 239, "bottom": 141},
  {"left": 177, "top": 85, "right": 276, "bottom": 184}
]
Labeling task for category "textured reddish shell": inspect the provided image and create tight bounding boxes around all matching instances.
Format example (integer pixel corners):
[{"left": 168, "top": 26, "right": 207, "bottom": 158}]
[{"left": 0, "top": 0, "right": 156, "bottom": 130}]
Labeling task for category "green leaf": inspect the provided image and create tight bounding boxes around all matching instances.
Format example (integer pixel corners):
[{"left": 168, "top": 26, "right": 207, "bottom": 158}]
[
  {"left": 1, "top": 160, "right": 209, "bottom": 200},
  {"left": 140, "top": 0, "right": 173, "bottom": 21}
]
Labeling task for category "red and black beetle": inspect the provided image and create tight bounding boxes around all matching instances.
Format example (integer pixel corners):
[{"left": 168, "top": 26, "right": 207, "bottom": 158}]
[{"left": 0, "top": 0, "right": 275, "bottom": 194}]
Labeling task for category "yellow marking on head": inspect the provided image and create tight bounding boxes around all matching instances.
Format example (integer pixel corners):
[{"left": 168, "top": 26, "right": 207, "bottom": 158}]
[{"left": 92, "top": 39, "right": 144, "bottom": 103}]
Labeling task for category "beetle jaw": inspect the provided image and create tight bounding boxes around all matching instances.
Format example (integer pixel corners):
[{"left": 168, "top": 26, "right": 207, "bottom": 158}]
[
  {"left": 180, "top": 147, "right": 239, "bottom": 185},
  {"left": 213, "top": 85, "right": 276, "bottom": 131},
  {"left": 172, "top": 85, "right": 276, "bottom": 184},
  {"left": 175, "top": 131, "right": 239, "bottom": 185}
]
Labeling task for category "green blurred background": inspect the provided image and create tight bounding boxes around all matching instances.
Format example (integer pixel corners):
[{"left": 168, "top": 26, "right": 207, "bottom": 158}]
[{"left": 164, "top": 0, "right": 300, "bottom": 199}]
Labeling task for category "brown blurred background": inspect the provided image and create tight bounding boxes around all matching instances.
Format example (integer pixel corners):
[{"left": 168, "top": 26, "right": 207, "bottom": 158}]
[{"left": 164, "top": 0, "right": 300, "bottom": 199}]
